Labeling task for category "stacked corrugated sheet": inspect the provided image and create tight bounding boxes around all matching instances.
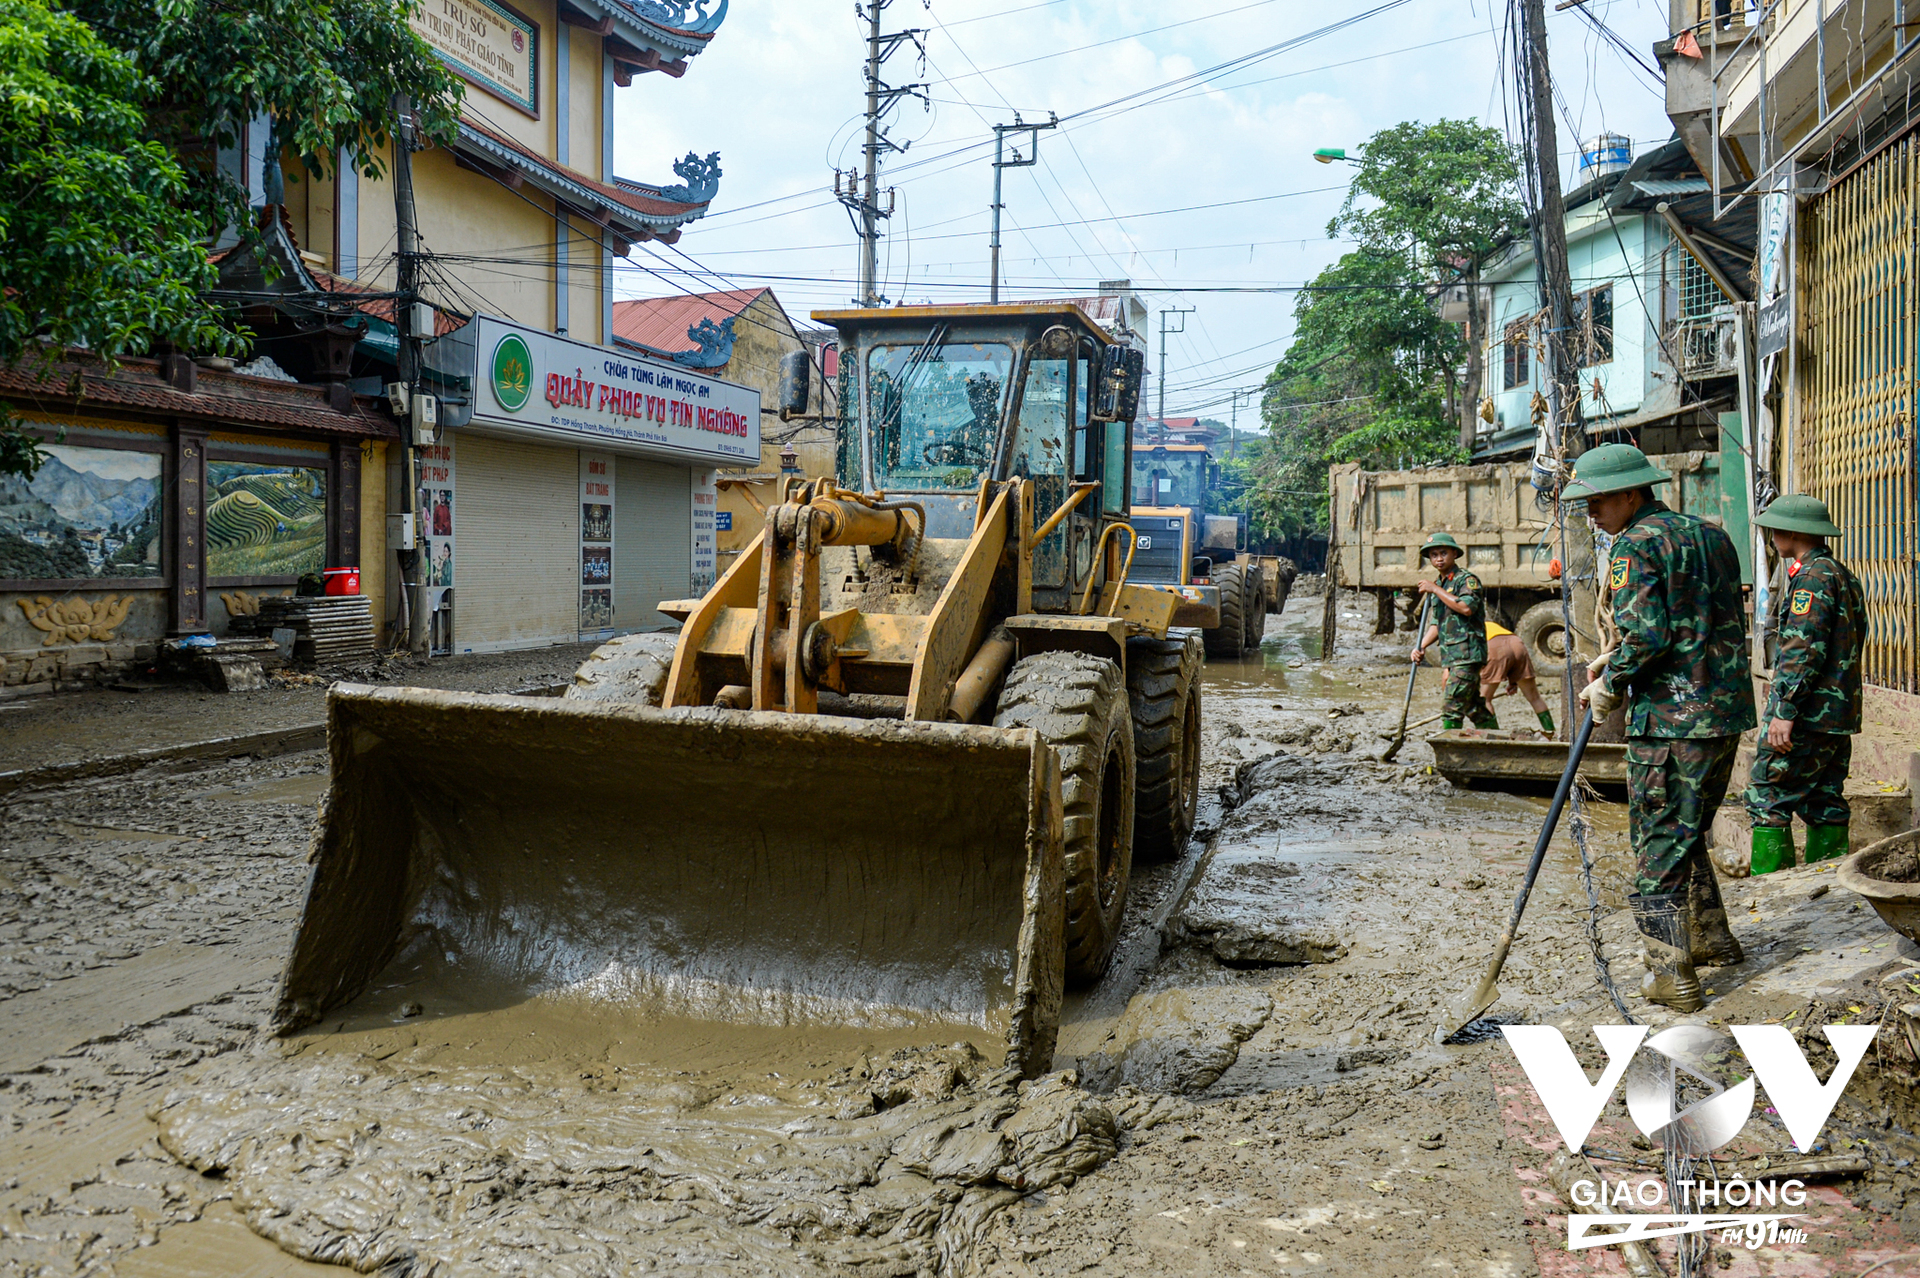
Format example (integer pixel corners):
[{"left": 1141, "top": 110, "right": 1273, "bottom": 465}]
[{"left": 257, "top": 594, "right": 375, "bottom": 664}]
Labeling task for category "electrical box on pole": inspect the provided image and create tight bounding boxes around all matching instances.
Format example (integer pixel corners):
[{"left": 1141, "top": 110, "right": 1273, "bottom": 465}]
[{"left": 835, "top": 0, "right": 927, "bottom": 307}]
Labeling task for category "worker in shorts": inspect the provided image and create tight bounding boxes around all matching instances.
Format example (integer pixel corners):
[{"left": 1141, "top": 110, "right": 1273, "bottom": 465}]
[
  {"left": 1746, "top": 494, "right": 1865, "bottom": 874},
  {"left": 1409, "top": 532, "right": 1499, "bottom": 731},
  {"left": 1480, "top": 620, "right": 1555, "bottom": 734},
  {"left": 1568, "top": 444, "right": 1755, "bottom": 1013}
]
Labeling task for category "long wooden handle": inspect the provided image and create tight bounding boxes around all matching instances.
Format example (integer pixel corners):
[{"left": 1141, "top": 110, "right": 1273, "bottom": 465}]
[{"left": 1393, "top": 594, "right": 1435, "bottom": 736}]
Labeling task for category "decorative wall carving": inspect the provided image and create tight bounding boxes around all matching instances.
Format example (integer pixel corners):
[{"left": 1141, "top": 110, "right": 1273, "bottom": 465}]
[{"left": 18, "top": 595, "right": 134, "bottom": 645}]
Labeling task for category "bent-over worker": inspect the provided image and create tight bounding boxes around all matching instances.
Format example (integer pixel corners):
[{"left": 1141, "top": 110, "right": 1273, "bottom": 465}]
[
  {"left": 1481, "top": 620, "right": 1555, "bottom": 734},
  {"left": 1409, "top": 532, "right": 1499, "bottom": 731},
  {"left": 1566, "top": 444, "right": 1755, "bottom": 1014},
  {"left": 1745, "top": 494, "right": 1866, "bottom": 874}
]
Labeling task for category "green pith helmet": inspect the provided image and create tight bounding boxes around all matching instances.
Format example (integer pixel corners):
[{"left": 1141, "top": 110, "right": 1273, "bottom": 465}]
[
  {"left": 1420, "top": 531, "right": 1463, "bottom": 558},
  {"left": 1754, "top": 493, "right": 1843, "bottom": 537},
  {"left": 1561, "top": 443, "right": 1672, "bottom": 499}
]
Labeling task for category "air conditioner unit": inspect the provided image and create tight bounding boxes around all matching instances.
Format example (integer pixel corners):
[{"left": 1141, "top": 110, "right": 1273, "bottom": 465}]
[{"left": 1675, "top": 315, "right": 1740, "bottom": 379}]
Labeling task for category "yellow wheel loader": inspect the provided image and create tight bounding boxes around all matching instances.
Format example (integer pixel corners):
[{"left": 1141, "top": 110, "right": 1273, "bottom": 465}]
[{"left": 273, "top": 305, "right": 1213, "bottom": 1078}]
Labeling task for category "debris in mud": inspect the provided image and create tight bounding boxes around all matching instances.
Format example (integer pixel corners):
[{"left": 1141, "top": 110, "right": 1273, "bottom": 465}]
[
  {"left": 1168, "top": 853, "right": 1350, "bottom": 967},
  {"left": 149, "top": 1043, "right": 1126, "bottom": 1276},
  {"left": 1870, "top": 841, "right": 1919, "bottom": 882},
  {"left": 1075, "top": 987, "right": 1273, "bottom": 1094}
]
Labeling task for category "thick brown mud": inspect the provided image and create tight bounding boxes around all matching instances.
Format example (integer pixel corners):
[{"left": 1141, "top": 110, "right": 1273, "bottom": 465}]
[{"left": 5, "top": 591, "right": 1918, "bottom": 1275}]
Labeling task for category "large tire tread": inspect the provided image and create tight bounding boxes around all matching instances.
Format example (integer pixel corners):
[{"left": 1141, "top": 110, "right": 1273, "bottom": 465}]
[
  {"left": 994, "top": 651, "right": 1135, "bottom": 985},
  {"left": 1204, "top": 563, "right": 1247, "bottom": 658},
  {"left": 1128, "top": 631, "right": 1203, "bottom": 862}
]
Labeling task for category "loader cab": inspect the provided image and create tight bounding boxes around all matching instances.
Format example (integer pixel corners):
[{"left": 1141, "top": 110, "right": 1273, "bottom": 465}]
[
  {"left": 1127, "top": 444, "right": 1210, "bottom": 586},
  {"left": 813, "top": 304, "right": 1143, "bottom": 612}
]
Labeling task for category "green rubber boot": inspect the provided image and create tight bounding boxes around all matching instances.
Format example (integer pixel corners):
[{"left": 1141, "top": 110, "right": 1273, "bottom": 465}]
[
  {"left": 1804, "top": 824, "right": 1850, "bottom": 863},
  {"left": 1750, "top": 825, "right": 1793, "bottom": 876},
  {"left": 1537, "top": 709, "right": 1556, "bottom": 734},
  {"left": 1471, "top": 714, "right": 1501, "bottom": 730},
  {"left": 1440, "top": 718, "right": 1463, "bottom": 730}
]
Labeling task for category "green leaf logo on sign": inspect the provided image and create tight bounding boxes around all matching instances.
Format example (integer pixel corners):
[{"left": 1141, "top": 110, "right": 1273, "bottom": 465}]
[{"left": 491, "top": 333, "right": 533, "bottom": 411}]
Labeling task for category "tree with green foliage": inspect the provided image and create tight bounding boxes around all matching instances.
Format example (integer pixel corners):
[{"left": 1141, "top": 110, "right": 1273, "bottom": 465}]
[
  {"left": 1242, "top": 119, "right": 1522, "bottom": 547},
  {"left": 0, "top": 0, "right": 463, "bottom": 477}
]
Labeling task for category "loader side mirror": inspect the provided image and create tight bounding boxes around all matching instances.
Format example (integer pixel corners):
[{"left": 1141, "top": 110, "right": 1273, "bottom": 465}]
[
  {"left": 779, "top": 349, "right": 811, "bottom": 420},
  {"left": 1092, "top": 345, "right": 1142, "bottom": 422}
]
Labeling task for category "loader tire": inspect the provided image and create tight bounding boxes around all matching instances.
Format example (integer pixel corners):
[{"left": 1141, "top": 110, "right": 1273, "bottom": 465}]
[
  {"left": 1515, "top": 600, "right": 1573, "bottom": 681},
  {"left": 1269, "top": 557, "right": 1297, "bottom": 614},
  {"left": 564, "top": 631, "right": 679, "bottom": 706},
  {"left": 994, "top": 651, "right": 1136, "bottom": 985},
  {"left": 1242, "top": 563, "right": 1265, "bottom": 649},
  {"left": 1204, "top": 562, "right": 1246, "bottom": 658},
  {"left": 1128, "top": 630, "right": 1203, "bottom": 863}
]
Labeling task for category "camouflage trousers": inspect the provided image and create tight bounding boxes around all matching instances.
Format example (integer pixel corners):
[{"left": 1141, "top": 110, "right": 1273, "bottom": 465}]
[
  {"left": 1443, "top": 665, "right": 1499, "bottom": 728},
  {"left": 1628, "top": 735, "right": 1740, "bottom": 896},
  {"left": 1747, "top": 730, "right": 1853, "bottom": 828}
]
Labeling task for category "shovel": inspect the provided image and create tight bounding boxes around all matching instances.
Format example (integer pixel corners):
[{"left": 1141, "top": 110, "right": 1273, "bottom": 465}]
[
  {"left": 1378, "top": 594, "right": 1435, "bottom": 763},
  {"left": 1433, "top": 707, "right": 1597, "bottom": 1043}
]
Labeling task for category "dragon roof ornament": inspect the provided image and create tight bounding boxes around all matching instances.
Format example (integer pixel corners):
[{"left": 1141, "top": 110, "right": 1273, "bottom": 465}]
[{"left": 617, "top": 0, "right": 728, "bottom": 36}]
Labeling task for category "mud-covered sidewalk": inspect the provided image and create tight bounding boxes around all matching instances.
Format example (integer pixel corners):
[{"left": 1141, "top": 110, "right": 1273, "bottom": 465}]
[{"left": 2, "top": 598, "right": 1916, "bottom": 1276}]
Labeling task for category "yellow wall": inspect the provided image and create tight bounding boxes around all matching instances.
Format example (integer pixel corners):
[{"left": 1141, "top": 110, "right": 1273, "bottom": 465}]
[{"left": 359, "top": 439, "right": 388, "bottom": 645}]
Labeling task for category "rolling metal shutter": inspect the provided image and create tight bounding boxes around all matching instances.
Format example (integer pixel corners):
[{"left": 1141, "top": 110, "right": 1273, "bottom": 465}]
[
  {"left": 614, "top": 455, "right": 690, "bottom": 631},
  {"left": 455, "top": 433, "right": 577, "bottom": 651}
]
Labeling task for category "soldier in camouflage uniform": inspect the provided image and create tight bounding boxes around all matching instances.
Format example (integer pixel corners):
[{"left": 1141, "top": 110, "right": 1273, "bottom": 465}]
[
  {"left": 1745, "top": 494, "right": 1865, "bottom": 874},
  {"left": 1567, "top": 444, "right": 1755, "bottom": 1013},
  {"left": 1409, "top": 532, "right": 1499, "bottom": 730}
]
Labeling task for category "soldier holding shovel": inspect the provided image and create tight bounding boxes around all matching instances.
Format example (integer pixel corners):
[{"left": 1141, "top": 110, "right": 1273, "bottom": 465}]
[
  {"left": 1566, "top": 444, "right": 1756, "bottom": 1013},
  {"left": 1409, "top": 532, "right": 1500, "bottom": 731}
]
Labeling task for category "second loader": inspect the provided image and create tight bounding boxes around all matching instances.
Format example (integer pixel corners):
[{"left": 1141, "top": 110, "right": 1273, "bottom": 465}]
[{"left": 274, "top": 304, "right": 1215, "bottom": 1077}]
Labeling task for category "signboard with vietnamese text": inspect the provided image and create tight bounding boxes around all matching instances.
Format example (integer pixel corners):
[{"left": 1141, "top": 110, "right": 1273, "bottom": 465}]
[
  {"left": 410, "top": 0, "right": 538, "bottom": 116},
  {"left": 470, "top": 316, "right": 761, "bottom": 467}
]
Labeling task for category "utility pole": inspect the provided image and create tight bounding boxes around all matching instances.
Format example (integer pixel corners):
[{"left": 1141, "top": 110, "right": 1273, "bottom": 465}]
[
  {"left": 1156, "top": 306, "right": 1193, "bottom": 427},
  {"left": 989, "top": 114, "right": 1057, "bottom": 304},
  {"left": 393, "top": 95, "right": 428, "bottom": 656},
  {"left": 1518, "top": 0, "right": 1582, "bottom": 455},
  {"left": 1228, "top": 387, "right": 1251, "bottom": 457},
  {"left": 837, "top": 1, "right": 925, "bottom": 306}
]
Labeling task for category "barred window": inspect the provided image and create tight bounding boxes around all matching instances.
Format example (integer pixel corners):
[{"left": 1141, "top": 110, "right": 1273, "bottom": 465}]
[
  {"left": 1502, "top": 321, "right": 1531, "bottom": 389},
  {"left": 1679, "top": 251, "right": 1720, "bottom": 319},
  {"left": 1574, "top": 284, "right": 1614, "bottom": 366}
]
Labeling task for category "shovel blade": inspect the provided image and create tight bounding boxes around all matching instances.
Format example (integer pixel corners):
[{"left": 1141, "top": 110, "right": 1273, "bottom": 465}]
[{"left": 1433, "top": 968, "right": 1501, "bottom": 1044}]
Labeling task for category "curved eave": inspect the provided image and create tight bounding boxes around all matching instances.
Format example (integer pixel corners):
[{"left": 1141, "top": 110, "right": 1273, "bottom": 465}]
[
  {"left": 574, "top": 0, "right": 723, "bottom": 60},
  {"left": 454, "top": 123, "right": 712, "bottom": 240}
]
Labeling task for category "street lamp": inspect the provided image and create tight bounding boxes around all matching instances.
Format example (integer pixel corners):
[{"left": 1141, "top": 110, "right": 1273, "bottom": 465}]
[{"left": 1312, "top": 147, "right": 1359, "bottom": 165}]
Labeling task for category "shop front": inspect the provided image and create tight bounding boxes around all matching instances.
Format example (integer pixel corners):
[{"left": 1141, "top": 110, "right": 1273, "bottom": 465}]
[
  {"left": 0, "top": 352, "right": 394, "bottom": 693},
  {"left": 429, "top": 317, "right": 758, "bottom": 653}
]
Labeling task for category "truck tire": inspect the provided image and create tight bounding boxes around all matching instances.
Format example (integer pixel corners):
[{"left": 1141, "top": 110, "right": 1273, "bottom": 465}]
[
  {"left": 994, "top": 651, "right": 1136, "bottom": 984},
  {"left": 1127, "top": 631, "right": 1203, "bottom": 863},
  {"left": 1515, "top": 599, "right": 1573, "bottom": 680},
  {"left": 1269, "top": 557, "right": 1297, "bottom": 614},
  {"left": 1241, "top": 563, "right": 1265, "bottom": 649},
  {"left": 1204, "top": 562, "right": 1247, "bottom": 658},
  {"left": 564, "top": 631, "right": 679, "bottom": 706}
]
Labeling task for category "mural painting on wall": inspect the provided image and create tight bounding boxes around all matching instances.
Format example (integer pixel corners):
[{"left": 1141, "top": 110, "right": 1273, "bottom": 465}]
[
  {"left": 0, "top": 442, "right": 161, "bottom": 580},
  {"left": 206, "top": 462, "right": 327, "bottom": 577}
]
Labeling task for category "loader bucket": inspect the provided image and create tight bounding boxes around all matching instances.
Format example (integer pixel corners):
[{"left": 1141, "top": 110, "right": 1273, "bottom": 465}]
[{"left": 274, "top": 685, "right": 1066, "bottom": 1075}]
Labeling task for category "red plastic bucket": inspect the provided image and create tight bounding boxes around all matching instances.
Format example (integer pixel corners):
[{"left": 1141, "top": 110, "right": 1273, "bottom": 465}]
[{"left": 323, "top": 567, "right": 360, "bottom": 596}]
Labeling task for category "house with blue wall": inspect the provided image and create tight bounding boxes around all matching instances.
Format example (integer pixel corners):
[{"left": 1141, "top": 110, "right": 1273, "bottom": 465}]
[{"left": 1473, "top": 137, "right": 1754, "bottom": 462}]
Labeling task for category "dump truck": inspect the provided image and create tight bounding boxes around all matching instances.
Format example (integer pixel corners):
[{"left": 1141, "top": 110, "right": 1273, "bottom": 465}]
[
  {"left": 1326, "top": 449, "right": 1750, "bottom": 678},
  {"left": 1128, "top": 439, "right": 1296, "bottom": 658},
  {"left": 273, "top": 304, "right": 1215, "bottom": 1078}
]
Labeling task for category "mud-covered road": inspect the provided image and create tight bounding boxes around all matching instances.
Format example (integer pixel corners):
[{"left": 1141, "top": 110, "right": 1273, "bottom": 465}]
[{"left": 3, "top": 594, "right": 1916, "bottom": 1276}]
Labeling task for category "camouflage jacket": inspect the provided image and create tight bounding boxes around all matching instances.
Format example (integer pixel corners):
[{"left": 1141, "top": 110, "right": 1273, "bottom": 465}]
[
  {"left": 1763, "top": 545, "right": 1865, "bottom": 733},
  {"left": 1604, "top": 501, "right": 1757, "bottom": 739},
  {"left": 1431, "top": 567, "right": 1487, "bottom": 668}
]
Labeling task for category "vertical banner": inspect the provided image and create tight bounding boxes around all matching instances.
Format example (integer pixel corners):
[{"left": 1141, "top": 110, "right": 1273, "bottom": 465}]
[
  {"left": 580, "top": 450, "right": 615, "bottom": 634},
  {"left": 416, "top": 440, "right": 455, "bottom": 647},
  {"left": 691, "top": 468, "right": 717, "bottom": 596}
]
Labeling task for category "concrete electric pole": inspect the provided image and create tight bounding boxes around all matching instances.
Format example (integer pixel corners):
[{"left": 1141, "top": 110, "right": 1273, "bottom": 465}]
[
  {"left": 988, "top": 114, "right": 1057, "bottom": 304},
  {"left": 393, "top": 95, "right": 429, "bottom": 657},
  {"left": 1519, "top": 0, "right": 1582, "bottom": 453},
  {"left": 837, "top": 1, "right": 925, "bottom": 307},
  {"left": 1156, "top": 306, "right": 1193, "bottom": 427}
]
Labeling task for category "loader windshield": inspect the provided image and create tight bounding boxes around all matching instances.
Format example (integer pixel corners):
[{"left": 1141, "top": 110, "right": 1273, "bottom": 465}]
[
  {"left": 1132, "top": 449, "right": 1205, "bottom": 509},
  {"left": 868, "top": 341, "right": 1012, "bottom": 490}
]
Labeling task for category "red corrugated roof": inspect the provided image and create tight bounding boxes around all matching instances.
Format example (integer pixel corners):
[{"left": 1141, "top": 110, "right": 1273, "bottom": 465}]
[
  {"left": 611, "top": 288, "right": 766, "bottom": 355},
  {"left": 0, "top": 351, "right": 397, "bottom": 438}
]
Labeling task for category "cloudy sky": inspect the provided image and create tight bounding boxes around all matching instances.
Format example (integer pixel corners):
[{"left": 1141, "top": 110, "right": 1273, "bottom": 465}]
[{"left": 613, "top": 0, "right": 1674, "bottom": 420}]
